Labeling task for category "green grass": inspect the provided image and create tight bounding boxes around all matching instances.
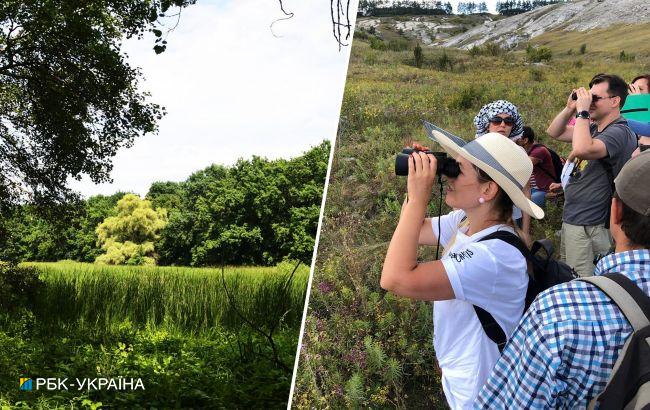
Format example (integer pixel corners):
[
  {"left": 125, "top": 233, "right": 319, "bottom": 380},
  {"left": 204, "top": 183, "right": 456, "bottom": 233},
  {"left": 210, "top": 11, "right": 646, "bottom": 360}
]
[
  {"left": 1, "top": 262, "right": 309, "bottom": 408},
  {"left": 294, "top": 25, "right": 649, "bottom": 408},
  {"left": 28, "top": 261, "right": 308, "bottom": 333}
]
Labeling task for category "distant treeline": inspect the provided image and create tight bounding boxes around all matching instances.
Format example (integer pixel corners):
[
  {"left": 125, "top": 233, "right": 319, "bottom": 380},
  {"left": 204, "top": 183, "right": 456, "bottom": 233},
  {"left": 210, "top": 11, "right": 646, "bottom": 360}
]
[
  {"left": 495, "top": 0, "right": 566, "bottom": 16},
  {"left": 359, "top": 1, "right": 453, "bottom": 16},
  {"left": 0, "top": 141, "right": 330, "bottom": 266},
  {"left": 358, "top": 0, "right": 566, "bottom": 16}
]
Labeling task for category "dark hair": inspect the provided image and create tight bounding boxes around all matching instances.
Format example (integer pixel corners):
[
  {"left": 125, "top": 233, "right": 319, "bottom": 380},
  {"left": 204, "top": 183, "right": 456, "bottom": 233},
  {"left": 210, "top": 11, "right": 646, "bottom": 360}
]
[
  {"left": 589, "top": 73, "right": 629, "bottom": 107},
  {"left": 617, "top": 195, "right": 650, "bottom": 249},
  {"left": 631, "top": 74, "right": 650, "bottom": 87},
  {"left": 474, "top": 166, "right": 514, "bottom": 224},
  {"left": 522, "top": 126, "right": 535, "bottom": 144}
]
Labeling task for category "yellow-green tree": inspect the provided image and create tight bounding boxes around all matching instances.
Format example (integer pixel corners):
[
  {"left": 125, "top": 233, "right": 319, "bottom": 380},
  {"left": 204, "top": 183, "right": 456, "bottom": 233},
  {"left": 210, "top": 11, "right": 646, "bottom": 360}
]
[{"left": 95, "top": 194, "right": 167, "bottom": 265}]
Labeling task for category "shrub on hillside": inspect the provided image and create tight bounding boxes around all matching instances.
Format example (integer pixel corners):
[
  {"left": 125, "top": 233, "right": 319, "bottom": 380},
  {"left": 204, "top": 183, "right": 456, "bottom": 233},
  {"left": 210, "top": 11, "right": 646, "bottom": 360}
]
[
  {"left": 526, "top": 44, "right": 552, "bottom": 62},
  {"left": 434, "top": 51, "right": 454, "bottom": 71},
  {"left": 469, "top": 41, "right": 505, "bottom": 57},
  {"left": 354, "top": 28, "right": 369, "bottom": 40},
  {"left": 579, "top": 43, "right": 587, "bottom": 54},
  {"left": 413, "top": 43, "right": 423, "bottom": 68},
  {"left": 450, "top": 85, "right": 486, "bottom": 110},
  {"left": 388, "top": 38, "right": 409, "bottom": 52},
  {"left": 369, "top": 36, "right": 387, "bottom": 51},
  {"left": 619, "top": 50, "right": 635, "bottom": 62}
]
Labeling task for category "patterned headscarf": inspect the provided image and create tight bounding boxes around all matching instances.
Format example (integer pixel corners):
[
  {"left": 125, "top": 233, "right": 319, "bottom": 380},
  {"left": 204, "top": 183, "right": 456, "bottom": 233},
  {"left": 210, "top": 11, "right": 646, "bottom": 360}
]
[{"left": 473, "top": 100, "right": 524, "bottom": 141}]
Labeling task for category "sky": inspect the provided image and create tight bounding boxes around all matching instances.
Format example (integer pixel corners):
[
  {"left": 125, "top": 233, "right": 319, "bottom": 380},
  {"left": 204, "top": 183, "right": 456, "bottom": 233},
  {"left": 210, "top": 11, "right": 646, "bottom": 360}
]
[{"left": 71, "top": 0, "right": 356, "bottom": 197}]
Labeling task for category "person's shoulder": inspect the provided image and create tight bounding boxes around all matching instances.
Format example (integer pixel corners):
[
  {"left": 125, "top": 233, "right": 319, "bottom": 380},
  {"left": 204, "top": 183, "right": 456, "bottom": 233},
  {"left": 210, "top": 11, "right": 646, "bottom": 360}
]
[
  {"left": 468, "top": 232, "right": 526, "bottom": 268},
  {"left": 601, "top": 120, "right": 634, "bottom": 138},
  {"left": 528, "top": 279, "right": 619, "bottom": 325},
  {"left": 529, "top": 144, "right": 548, "bottom": 155}
]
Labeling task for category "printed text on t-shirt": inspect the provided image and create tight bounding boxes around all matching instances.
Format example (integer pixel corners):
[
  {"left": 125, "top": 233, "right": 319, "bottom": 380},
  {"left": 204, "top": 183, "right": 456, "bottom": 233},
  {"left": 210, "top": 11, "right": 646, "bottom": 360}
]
[{"left": 449, "top": 248, "right": 474, "bottom": 262}]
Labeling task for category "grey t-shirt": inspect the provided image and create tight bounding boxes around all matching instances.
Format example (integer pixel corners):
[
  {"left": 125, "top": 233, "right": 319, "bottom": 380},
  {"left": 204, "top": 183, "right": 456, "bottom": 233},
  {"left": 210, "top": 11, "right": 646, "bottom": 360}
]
[{"left": 563, "top": 118, "right": 637, "bottom": 225}]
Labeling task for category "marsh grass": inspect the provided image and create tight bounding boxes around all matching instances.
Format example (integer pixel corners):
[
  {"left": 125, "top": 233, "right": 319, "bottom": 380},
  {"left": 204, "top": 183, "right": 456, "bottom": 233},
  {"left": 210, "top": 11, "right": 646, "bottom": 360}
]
[
  {"left": 28, "top": 261, "right": 308, "bottom": 333},
  {"left": 1, "top": 261, "right": 308, "bottom": 408}
]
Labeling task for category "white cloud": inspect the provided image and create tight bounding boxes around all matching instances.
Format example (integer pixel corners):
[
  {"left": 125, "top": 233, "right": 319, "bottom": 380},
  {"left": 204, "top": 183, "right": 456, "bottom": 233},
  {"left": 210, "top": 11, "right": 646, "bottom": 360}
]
[{"left": 70, "top": 0, "right": 356, "bottom": 197}]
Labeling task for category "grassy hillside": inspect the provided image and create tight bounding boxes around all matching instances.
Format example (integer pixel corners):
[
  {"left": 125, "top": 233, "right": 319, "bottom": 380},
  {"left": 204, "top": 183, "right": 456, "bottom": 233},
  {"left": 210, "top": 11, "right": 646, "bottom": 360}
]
[
  {"left": 532, "top": 23, "right": 650, "bottom": 56},
  {"left": 293, "top": 25, "right": 649, "bottom": 408}
]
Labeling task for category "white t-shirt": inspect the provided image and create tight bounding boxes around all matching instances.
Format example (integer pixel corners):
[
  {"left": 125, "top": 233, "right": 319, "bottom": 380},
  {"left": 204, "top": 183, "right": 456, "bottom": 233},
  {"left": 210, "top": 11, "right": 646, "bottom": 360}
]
[{"left": 430, "top": 210, "right": 528, "bottom": 409}]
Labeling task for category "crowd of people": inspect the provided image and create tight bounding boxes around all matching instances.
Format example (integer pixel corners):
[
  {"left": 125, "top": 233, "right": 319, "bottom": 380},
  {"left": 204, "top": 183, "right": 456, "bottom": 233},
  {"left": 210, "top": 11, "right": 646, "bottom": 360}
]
[{"left": 380, "top": 72, "right": 650, "bottom": 409}]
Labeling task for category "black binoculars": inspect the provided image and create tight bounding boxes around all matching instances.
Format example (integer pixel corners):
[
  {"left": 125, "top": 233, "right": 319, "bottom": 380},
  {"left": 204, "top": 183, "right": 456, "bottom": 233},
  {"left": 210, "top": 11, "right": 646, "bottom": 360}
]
[{"left": 395, "top": 148, "right": 461, "bottom": 178}]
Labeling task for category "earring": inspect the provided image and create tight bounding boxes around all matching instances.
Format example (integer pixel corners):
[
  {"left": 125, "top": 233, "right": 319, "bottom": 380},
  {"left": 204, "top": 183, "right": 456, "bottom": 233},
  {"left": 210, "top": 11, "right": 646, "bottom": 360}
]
[{"left": 478, "top": 197, "right": 485, "bottom": 204}]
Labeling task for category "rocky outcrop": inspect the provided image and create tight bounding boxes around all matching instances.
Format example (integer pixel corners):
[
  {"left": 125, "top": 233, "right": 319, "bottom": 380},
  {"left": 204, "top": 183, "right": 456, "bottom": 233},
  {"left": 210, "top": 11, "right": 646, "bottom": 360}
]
[
  {"left": 443, "top": 0, "right": 650, "bottom": 49},
  {"left": 356, "top": 0, "right": 650, "bottom": 49}
]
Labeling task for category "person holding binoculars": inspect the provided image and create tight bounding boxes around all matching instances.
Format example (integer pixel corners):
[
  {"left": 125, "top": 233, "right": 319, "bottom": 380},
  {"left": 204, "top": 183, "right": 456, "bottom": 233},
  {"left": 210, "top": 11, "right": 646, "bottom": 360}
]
[
  {"left": 473, "top": 100, "right": 531, "bottom": 237},
  {"left": 546, "top": 73, "right": 637, "bottom": 278},
  {"left": 381, "top": 128, "right": 544, "bottom": 410}
]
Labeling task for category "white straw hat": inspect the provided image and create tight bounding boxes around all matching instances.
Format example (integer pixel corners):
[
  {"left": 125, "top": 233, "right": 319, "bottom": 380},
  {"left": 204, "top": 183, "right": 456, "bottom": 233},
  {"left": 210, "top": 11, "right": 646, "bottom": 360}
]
[{"left": 424, "top": 121, "right": 545, "bottom": 219}]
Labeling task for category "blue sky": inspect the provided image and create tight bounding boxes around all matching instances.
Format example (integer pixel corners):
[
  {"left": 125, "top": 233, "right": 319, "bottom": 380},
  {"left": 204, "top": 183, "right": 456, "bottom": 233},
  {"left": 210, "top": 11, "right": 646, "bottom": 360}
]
[{"left": 71, "top": 0, "right": 355, "bottom": 197}]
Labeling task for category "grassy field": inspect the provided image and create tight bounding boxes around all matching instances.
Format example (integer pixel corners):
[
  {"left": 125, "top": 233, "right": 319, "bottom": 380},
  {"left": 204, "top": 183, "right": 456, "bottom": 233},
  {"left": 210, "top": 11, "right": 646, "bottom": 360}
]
[
  {"left": 0, "top": 261, "right": 308, "bottom": 408},
  {"left": 293, "top": 21, "right": 649, "bottom": 408}
]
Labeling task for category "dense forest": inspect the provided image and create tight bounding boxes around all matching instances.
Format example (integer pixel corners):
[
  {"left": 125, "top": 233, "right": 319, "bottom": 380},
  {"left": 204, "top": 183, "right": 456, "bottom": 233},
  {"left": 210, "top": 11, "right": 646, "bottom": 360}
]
[{"left": 0, "top": 141, "right": 330, "bottom": 266}]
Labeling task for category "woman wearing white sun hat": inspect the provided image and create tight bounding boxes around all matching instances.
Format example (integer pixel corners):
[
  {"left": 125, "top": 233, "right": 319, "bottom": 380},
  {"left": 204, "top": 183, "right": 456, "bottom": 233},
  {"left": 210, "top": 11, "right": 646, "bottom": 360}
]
[{"left": 380, "top": 128, "right": 544, "bottom": 409}]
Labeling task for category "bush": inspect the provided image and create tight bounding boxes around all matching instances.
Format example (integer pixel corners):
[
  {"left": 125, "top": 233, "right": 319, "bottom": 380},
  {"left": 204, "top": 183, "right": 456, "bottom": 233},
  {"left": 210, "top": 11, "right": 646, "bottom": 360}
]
[
  {"left": 619, "top": 50, "right": 635, "bottom": 62},
  {"left": 434, "top": 51, "right": 454, "bottom": 71},
  {"left": 369, "top": 36, "right": 386, "bottom": 51},
  {"left": 413, "top": 43, "right": 423, "bottom": 68},
  {"left": 387, "top": 38, "right": 409, "bottom": 52},
  {"left": 484, "top": 42, "right": 505, "bottom": 57},
  {"left": 526, "top": 44, "right": 552, "bottom": 62},
  {"left": 0, "top": 263, "right": 42, "bottom": 312},
  {"left": 354, "top": 28, "right": 369, "bottom": 41},
  {"left": 579, "top": 43, "right": 587, "bottom": 54},
  {"left": 468, "top": 42, "right": 505, "bottom": 57},
  {"left": 450, "top": 85, "right": 486, "bottom": 110}
]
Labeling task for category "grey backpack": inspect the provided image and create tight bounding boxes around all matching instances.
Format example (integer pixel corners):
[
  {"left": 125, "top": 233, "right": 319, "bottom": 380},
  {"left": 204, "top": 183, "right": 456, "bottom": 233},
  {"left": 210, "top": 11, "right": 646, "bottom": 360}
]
[{"left": 580, "top": 273, "right": 650, "bottom": 410}]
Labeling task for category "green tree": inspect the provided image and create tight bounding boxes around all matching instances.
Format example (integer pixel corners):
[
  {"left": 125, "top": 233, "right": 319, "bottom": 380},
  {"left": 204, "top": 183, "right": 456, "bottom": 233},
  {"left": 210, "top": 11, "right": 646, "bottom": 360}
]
[
  {"left": 0, "top": 0, "right": 195, "bottom": 210},
  {"left": 156, "top": 142, "right": 330, "bottom": 266},
  {"left": 95, "top": 194, "right": 167, "bottom": 265}
]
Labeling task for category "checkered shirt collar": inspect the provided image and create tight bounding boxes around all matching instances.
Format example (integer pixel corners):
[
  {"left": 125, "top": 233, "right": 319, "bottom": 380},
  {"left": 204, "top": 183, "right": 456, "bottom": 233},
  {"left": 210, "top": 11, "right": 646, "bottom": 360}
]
[{"left": 594, "top": 249, "right": 650, "bottom": 278}]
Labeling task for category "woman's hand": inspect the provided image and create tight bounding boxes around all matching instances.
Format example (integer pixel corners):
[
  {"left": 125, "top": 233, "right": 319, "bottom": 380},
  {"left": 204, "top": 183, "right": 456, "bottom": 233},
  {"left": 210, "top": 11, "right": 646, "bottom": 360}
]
[{"left": 407, "top": 151, "right": 437, "bottom": 205}]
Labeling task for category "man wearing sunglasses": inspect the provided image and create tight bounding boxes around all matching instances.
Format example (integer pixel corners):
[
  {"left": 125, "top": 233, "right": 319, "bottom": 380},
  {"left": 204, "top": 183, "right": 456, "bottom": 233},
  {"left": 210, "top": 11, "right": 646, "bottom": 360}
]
[{"left": 546, "top": 73, "right": 637, "bottom": 278}]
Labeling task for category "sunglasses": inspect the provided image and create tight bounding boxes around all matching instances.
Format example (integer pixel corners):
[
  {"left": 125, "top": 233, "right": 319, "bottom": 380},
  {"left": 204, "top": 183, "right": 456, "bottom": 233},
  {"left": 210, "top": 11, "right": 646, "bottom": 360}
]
[
  {"left": 591, "top": 95, "right": 615, "bottom": 103},
  {"left": 488, "top": 116, "right": 515, "bottom": 126}
]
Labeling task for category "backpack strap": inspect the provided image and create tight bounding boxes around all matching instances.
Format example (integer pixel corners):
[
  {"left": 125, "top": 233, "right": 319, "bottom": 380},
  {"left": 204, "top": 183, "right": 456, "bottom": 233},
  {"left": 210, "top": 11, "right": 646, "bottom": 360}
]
[
  {"left": 474, "top": 230, "right": 530, "bottom": 353},
  {"left": 579, "top": 273, "right": 650, "bottom": 331},
  {"left": 579, "top": 273, "right": 650, "bottom": 410}
]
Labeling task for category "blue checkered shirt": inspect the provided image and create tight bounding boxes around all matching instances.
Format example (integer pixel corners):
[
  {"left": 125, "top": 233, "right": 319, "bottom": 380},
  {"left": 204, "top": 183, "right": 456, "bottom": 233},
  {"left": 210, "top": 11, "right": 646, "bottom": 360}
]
[{"left": 474, "top": 249, "right": 650, "bottom": 409}]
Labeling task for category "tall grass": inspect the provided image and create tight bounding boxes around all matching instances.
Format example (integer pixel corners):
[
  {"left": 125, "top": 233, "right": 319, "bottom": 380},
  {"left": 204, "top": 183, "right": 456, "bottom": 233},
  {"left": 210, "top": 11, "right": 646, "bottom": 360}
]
[{"left": 27, "top": 261, "right": 308, "bottom": 333}]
